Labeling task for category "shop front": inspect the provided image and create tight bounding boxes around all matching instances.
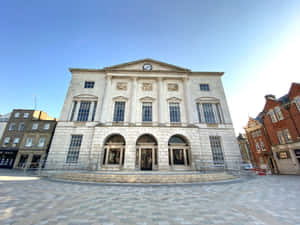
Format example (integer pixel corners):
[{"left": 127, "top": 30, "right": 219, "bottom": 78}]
[{"left": 0, "top": 150, "right": 18, "bottom": 169}]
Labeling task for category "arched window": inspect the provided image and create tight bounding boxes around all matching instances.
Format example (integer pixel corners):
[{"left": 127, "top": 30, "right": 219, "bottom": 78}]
[
  {"left": 136, "top": 134, "right": 158, "bottom": 170},
  {"left": 168, "top": 135, "right": 190, "bottom": 167},
  {"left": 102, "top": 134, "right": 125, "bottom": 167}
]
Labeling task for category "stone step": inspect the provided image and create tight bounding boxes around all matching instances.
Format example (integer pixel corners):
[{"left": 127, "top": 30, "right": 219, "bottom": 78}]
[{"left": 43, "top": 172, "right": 237, "bottom": 183}]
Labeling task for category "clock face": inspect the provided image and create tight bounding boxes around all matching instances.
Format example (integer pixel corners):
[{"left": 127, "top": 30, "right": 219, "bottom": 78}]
[{"left": 143, "top": 64, "right": 152, "bottom": 71}]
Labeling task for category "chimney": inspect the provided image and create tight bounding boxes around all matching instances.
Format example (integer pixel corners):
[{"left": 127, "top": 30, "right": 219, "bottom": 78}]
[{"left": 265, "top": 94, "right": 276, "bottom": 100}]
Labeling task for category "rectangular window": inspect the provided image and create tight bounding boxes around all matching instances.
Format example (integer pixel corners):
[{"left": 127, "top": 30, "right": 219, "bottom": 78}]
[
  {"left": 295, "top": 97, "right": 300, "bottom": 112},
  {"left": 23, "top": 112, "right": 29, "bottom": 118},
  {"left": 3, "top": 137, "right": 10, "bottom": 146},
  {"left": 25, "top": 138, "right": 33, "bottom": 147},
  {"left": 70, "top": 101, "right": 77, "bottom": 121},
  {"left": 84, "top": 81, "right": 95, "bottom": 88},
  {"left": 38, "top": 138, "right": 45, "bottom": 147},
  {"left": 66, "top": 135, "right": 83, "bottom": 163},
  {"left": 277, "top": 131, "right": 285, "bottom": 144},
  {"left": 216, "top": 104, "right": 223, "bottom": 123},
  {"left": 209, "top": 136, "right": 224, "bottom": 165},
  {"left": 113, "top": 102, "right": 125, "bottom": 122},
  {"left": 14, "top": 112, "right": 20, "bottom": 118},
  {"left": 196, "top": 103, "right": 202, "bottom": 123},
  {"left": 8, "top": 123, "right": 16, "bottom": 131},
  {"left": 18, "top": 123, "right": 24, "bottom": 131},
  {"left": 283, "top": 129, "right": 292, "bottom": 142},
  {"left": 13, "top": 138, "right": 20, "bottom": 144},
  {"left": 203, "top": 103, "right": 216, "bottom": 124},
  {"left": 269, "top": 110, "right": 277, "bottom": 123},
  {"left": 91, "top": 102, "right": 97, "bottom": 121},
  {"left": 77, "top": 101, "right": 91, "bottom": 121},
  {"left": 43, "top": 123, "right": 50, "bottom": 130},
  {"left": 255, "top": 142, "right": 260, "bottom": 151},
  {"left": 200, "top": 84, "right": 210, "bottom": 91},
  {"left": 32, "top": 123, "right": 38, "bottom": 130},
  {"left": 260, "top": 140, "right": 266, "bottom": 151},
  {"left": 275, "top": 107, "right": 284, "bottom": 120},
  {"left": 169, "top": 103, "right": 181, "bottom": 122},
  {"left": 142, "top": 102, "right": 152, "bottom": 122}
]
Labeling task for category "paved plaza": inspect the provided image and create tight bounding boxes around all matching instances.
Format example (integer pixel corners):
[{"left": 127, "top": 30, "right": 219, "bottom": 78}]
[{"left": 0, "top": 171, "right": 299, "bottom": 225}]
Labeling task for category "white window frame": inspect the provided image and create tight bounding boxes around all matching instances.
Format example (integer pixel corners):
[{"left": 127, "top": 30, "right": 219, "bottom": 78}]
[
  {"left": 13, "top": 138, "right": 20, "bottom": 144},
  {"left": 32, "top": 123, "right": 38, "bottom": 130},
  {"left": 260, "top": 140, "right": 266, "bottom": 151},
  {"left": 25, "top": 138, "right": 33, "bottom": 147},
  {"left": 277, "top": 131, "right": 285, "bottom": 144},
  {"left": 274, "top": 107, "right": 284, "bottom": 120},
  {"left": 295, "top": 96, "right": 300, "bottom": 112},
  {"left": 14, "top": 112, "right": 20, "bottom": 118},
  {"left": 8, "top": 123, "right": 16, "bottom": 131},
  {"left": 38, "top": 137, "right": 45, "bottom": 147},
  {"left": 269, "top": 109, "right": 277, "bottom": 123},
  {"left": 3, "top": 137, "right": 10, "bottom": 146},
  {"left": 283, "top": 129, "right": 292, "bottom": 142},
  {"left": 255, "top": 142, "right": 260, "bottom": 152},
  {"left": 23, "top": 112, "right": 29, "bottom": 118},
  {"left": 43, "top": 123, "right": 50, "bottom": 130}
]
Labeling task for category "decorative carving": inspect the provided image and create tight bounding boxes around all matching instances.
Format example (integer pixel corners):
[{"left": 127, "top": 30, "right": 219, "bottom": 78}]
[
  {"left": 142, "top": 83, "right": 152, "bottom": 91},
  {"left": 116, "top": 82, "right": 127, "bottom": 91},
  {"left": 168, "top": 83, "right": 178, "bottom": 91}
]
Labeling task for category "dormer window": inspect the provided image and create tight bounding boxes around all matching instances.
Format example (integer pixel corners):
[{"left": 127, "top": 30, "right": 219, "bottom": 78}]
[{"left": 84, "top": 81, "right": 95, "bottom": 88}]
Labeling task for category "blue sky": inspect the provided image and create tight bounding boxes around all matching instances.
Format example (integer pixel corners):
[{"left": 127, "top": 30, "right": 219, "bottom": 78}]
[{"left": 1, "top": 0, "right": 300, "bottom": 133}]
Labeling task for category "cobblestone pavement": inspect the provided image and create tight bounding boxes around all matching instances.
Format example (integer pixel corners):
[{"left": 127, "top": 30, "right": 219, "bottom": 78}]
[{"left": 0, "top": 171, "right": 300, "bottom": 225}]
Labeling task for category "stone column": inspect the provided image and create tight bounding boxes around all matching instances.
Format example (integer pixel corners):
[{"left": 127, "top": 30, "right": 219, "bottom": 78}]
[
  {"left": 158, "top": 78, "right": 165, "bottom": 124},
  {"left": 183, "top": 77, "right": 193, "bottom": 124},
  {"left": 123, "top": 143, "right": 136, "bottom": 170},
  {"left": 158, "top": 143, "right": 169, "bottom": 170},
  {"left": 88, "top": 101, "right": 95, "bottom": 121},
  {"left": 130, "top": 77, "right": 137, "bottom": 124},
  {"left": 100, "top": 76, "right": 112, "bottom": 123}
]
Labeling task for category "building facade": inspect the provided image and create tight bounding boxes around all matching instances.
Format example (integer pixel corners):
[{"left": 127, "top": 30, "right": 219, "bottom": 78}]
[
  {"left": 0, "top": 109, "right": 56, "bottom": 169},
  {"left": 262, "top": 83, "right": 300, "bottom": 174},
  {"left": 46, "top": 59, "right": 241, "bottom": 171},
  {"left": 244, "top": 117, "right": 278, "bottom": 174},
  {"left": 0, "top": 113, "right": 10, "bottom": 140},
  {"left": 244, "top": 83, "right": 300, "bottom": 175},
  {"left": 236, "top": 133, "right": 253, "bottom": 165}
]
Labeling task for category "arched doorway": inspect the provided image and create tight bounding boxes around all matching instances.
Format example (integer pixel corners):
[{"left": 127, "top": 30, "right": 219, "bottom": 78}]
[
  {"left": 102, "top": 134, "right": 125, "bottom": 169},
  {"left": 136, "top": 134, "right": 158, "bottom": 170},
  {"left": 168, "top": 135, "right": 190, "bottom": 168}
]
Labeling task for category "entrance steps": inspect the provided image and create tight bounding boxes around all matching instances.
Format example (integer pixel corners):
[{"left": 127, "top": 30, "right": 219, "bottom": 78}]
[{"left": 42, "top": 171, "right": 237, "bottom": 183}]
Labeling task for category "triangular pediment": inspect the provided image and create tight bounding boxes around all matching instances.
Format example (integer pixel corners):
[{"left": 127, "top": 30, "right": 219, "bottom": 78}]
[{"left": 104, "top": 58, "right": 190, "bottom": 72}]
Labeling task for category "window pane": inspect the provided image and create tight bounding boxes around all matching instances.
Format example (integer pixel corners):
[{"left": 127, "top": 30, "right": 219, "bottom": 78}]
[
  {"left": 18, "top": 123, "right": 24, "bottom": 131},
  {"left": 70, "top": 101, "right": 77, "bottom": 121},
  {"left": 169, "top": 103, "right": 181, "bottom": 122},
  {"left": 113, "top": 102, "right": 125, "bottom": 122},
  {"left": 84, "top": 81, "right": 95, "bottom": 88},
  {"left": 66, "top": 135, "right": 83, "bottom": 163},
  {"left": 77, "top": 101, "right": 91, "bottom": 121},
  {"left": 209, "top": 136, "right": 224, "bottom": 165},
  {"left": 269, "top": 110, "right": 277, "bottom": 123},
  {"left": 203, "top": 103, "right": 216, "bottom": 124},
  {"left": 216, "top": 104, "right": 223, "bottom": 123},
  {"left": 200, "top": 84, "right": 210, "bottom": 91},
  {"left": 108, "top": 148, "right": 121, "bottom": 164},
  {"left": 91, "top": 102, "right": 97, "bottom": 121},
  {"left": 142, "top": 102, "right": 152, "bottom": 122},
  {"left": 197, "top": 103, "right": 202, "bottom": 123},
  {"left": 173, "top": 149, "right": 184, "bottom": 165}
]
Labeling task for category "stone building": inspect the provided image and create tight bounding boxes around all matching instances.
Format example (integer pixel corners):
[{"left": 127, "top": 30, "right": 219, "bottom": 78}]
[
  {"left": 236, "top": 133, "right": 253, "bottom": 165},
  {"left": 46, "top": 59, "right": 241, "bottom": 171},
  {"left": 0, "top": 109, "right": 56, "bottom": 169},
  {"left": 0, "top": 113, "right": 10, "bottom": 140}
]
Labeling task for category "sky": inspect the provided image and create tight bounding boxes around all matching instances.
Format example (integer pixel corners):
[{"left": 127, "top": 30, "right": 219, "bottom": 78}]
[{"left": 0, "top": 0, "right": 300, "bottom": 134}]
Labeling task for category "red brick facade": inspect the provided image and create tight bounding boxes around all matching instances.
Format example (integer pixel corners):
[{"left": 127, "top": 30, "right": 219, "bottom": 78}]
[{"left": 244, "top": 83, "right": 300, "bottom": 174}]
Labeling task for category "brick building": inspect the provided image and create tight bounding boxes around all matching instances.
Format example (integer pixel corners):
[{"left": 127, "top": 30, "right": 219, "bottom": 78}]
[
  {"left": 0, "top": 110, "right": 57, "bottom": 169},
  {"left": 244, "top": 83, "right": 300, "bottom": 174}
]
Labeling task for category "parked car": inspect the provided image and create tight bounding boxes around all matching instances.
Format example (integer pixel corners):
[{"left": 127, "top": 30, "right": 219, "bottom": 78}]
[{"left": 242, "top": 163, "right": 253, "bottom": 170}]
